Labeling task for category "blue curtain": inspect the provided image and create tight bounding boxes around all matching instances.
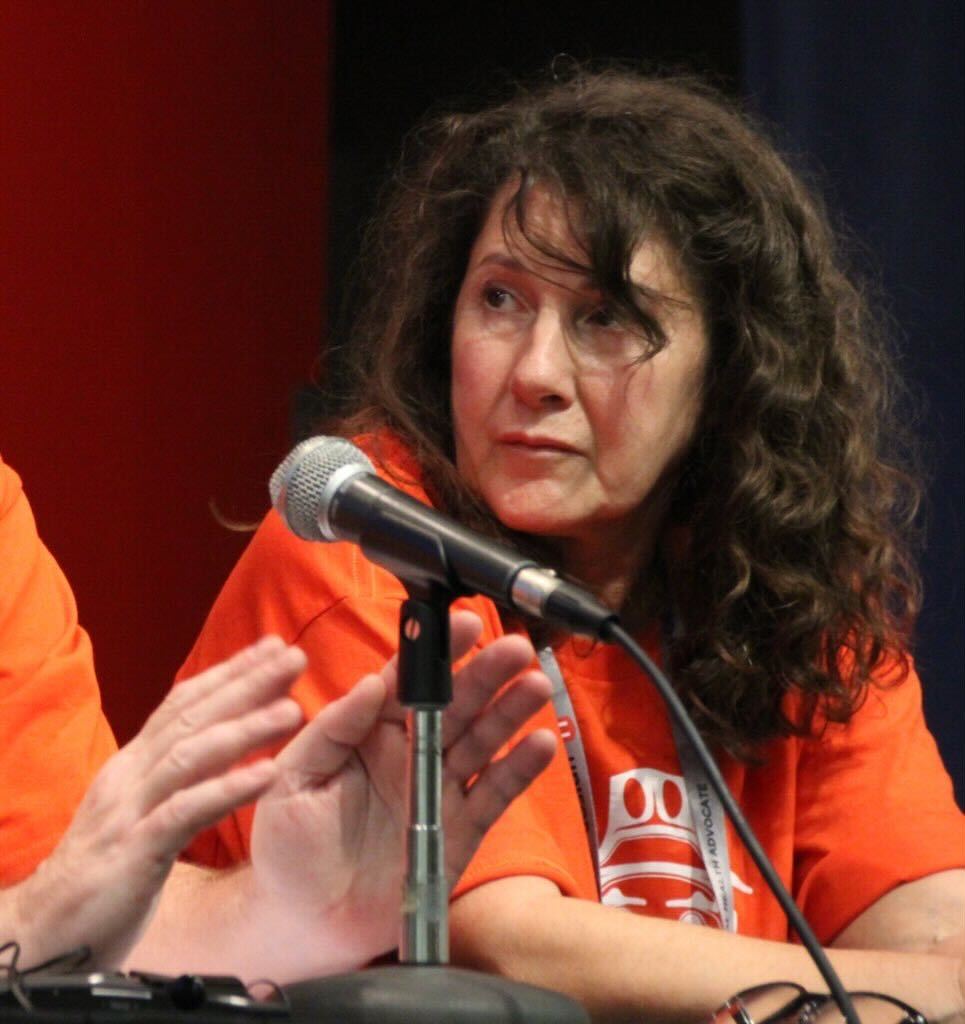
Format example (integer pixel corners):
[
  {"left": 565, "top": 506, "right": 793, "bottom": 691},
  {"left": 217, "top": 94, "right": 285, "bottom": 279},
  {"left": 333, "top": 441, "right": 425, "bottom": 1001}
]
[{"left": 741, "top": 1, "right": 964, "bottom": 805}]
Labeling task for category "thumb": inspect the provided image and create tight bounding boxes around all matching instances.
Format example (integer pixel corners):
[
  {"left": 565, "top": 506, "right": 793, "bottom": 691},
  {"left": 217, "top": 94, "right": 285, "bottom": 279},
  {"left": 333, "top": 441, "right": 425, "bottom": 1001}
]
[{"left": 273, "top": 673, "right": 388, "bottom": 777}]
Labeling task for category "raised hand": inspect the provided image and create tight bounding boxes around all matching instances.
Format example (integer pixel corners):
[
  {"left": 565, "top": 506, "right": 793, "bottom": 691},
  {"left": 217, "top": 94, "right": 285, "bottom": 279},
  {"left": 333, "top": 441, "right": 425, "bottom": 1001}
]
[
  {"left": 246, "top": 610, "right": 555, "bottom": 976},
  {"left": 9, "top": 637, "right": 306, "bottom": 969}
]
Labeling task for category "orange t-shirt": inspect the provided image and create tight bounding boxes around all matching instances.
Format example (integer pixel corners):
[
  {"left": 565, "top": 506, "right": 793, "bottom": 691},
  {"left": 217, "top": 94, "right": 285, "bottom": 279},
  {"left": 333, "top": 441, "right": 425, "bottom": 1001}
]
[
  {"left": 179, "top": 435, "right": 964, "bottom": 944},
  {"left": 0, "top": 455, "right": 117, "bottom": 885}
]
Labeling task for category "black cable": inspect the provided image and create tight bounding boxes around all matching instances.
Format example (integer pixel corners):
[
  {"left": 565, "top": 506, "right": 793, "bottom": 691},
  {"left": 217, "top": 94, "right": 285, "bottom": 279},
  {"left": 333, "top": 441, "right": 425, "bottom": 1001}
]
[
  {"left": 601, "top": 619, "right": 862, "bottom": 1024},
  {"left": 0, "top": 943, "right": 92, "bottom": 1014},
  {"left": 0, "top": 941, "right": 31, "bottom": 1011}
]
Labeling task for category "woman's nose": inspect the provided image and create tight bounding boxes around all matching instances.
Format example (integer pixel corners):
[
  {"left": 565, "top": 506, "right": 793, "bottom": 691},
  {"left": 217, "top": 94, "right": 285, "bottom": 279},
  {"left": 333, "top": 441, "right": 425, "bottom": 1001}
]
[{"left": 509, "top": 309, "right": 575, "bottom": 410}]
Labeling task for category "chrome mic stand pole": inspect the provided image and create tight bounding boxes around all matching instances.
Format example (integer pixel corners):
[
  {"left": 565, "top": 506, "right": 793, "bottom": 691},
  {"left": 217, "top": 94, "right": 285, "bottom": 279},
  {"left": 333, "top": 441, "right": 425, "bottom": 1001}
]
[{"left": 396, "top": 584, "right": 451, "bottom": 965}]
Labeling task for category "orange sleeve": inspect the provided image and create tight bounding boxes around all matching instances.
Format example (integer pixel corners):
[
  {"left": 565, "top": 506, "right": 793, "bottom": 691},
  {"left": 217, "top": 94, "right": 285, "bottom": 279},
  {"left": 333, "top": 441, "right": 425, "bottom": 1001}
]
[
  {"left": 0, "top": 456, "right": 117, "bottom": 885},
  {"left": 792, "top": 657, "right": 965, "bottom": 943}
]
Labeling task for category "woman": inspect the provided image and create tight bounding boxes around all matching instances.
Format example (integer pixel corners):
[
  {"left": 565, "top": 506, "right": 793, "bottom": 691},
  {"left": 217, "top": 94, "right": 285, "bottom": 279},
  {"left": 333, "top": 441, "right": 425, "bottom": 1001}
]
[{"left": 179, "top": 70, "right": 964, "bottom": 1018}]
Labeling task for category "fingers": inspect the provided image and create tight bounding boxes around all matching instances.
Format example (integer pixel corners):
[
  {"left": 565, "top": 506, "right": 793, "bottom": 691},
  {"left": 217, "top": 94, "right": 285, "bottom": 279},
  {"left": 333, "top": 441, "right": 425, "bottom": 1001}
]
[
  {"left": 273, "top": 672, "right": 389, "bottom": 779},
  {"left": 137, "top": 697, "right": 303, "bottom": 812},
  {"left": 443, "top": 669, "right": 552, "bottom": 783},
  {"left": 266, "top": 611, "right": 541, "bottom": 796},
  {"left": 465, "top": 728, "right": 557, "bottom": 827},
  {"left": 449, "top": 609, "right": 485, "bottom": 662},
  {"left": 446, "top": 728, "right": 556, "bottom": 883},
  {"left": 267, "top": 610, "right": 488, "bottom": 787},
  {"left": 140, "top": 637, "right": 305, "bottom": 743},
  {"left": 310, "top": 674, "right": 388, "bottom": 748},
  {"left": 377, "top": 609, "right": 484, "bottom": 719},
  {"left": 442, "top": 661, "right": 555, "bottom": 885},
  {"left": 137, "top": 758, "right": 280, "bottom": 858},
  {"left": 134, "top": 640, "right": 306, "bottom": 812},
  {"left": 442, "top": 631, "right": 541, "bottom": 748}
]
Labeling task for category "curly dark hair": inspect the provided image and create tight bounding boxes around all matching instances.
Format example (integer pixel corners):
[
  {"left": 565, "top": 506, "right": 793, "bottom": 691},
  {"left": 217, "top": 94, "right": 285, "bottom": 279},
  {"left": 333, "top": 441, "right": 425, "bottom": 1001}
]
[{"left": 321, "top": 68, "right": 921, "bottom": 756}]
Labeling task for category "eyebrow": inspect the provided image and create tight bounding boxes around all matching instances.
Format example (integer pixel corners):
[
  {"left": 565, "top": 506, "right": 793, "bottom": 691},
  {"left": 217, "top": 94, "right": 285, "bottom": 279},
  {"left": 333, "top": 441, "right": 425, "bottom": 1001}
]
[
  {"left": 472, "top": 251, "right": 596, "bottom": 289},
  {"left": 474, "top": 252, "right": 529, "bottom": 273}
]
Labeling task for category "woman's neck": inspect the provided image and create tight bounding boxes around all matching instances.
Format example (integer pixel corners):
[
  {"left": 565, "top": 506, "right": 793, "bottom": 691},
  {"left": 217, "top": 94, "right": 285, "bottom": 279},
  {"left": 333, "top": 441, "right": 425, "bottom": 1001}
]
[{"left": 559, "top": 515, "right": 665, "bottom": 623}]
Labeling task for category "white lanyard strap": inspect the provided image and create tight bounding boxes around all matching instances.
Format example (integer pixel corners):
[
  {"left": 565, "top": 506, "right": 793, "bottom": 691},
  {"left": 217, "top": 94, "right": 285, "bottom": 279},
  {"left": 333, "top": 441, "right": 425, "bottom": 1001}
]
[
  {"left": 662, "top": 607, "right": 737, "bottom": 932},
  {"left": 538, "top": 643, "right": 737, "bottom": 931},
  {"left": 671, "top": 716, "right": 737, "bottom": 931},
  {"left": 538, "top": 646, "right": 601, "bottom": 899}
]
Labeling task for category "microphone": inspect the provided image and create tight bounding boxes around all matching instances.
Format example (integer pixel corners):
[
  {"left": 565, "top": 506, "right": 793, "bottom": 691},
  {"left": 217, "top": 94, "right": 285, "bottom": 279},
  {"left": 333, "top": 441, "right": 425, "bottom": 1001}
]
[{"left": 269, "top": 436, "right": 616, "bottom": 638}]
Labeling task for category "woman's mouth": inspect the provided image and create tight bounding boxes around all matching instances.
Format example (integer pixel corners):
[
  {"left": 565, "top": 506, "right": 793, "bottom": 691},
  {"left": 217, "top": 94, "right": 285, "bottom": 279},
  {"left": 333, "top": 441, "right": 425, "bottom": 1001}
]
[{"left": 498, "top": 432, "right": 578, "bottom": 454}]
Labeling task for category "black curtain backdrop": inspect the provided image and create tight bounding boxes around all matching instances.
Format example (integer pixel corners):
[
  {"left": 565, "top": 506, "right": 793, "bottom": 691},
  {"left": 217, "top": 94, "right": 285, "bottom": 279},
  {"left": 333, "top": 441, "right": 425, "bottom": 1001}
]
[
  {"left": 742, "top": 0, "right": 965, "bottom": 806},
  {"left": 327, "top": 2, "right": 740, "bottom": 359}
]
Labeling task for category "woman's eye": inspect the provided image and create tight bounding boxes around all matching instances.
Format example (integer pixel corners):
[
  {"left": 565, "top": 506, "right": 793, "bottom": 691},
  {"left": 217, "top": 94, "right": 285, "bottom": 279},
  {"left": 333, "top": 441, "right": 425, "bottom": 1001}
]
[
  {"left": 482, "top": 285, "right": 515, "bottom": 310},
  {"left": 585, "top": 304, "right": 619, "bottom": 329}
]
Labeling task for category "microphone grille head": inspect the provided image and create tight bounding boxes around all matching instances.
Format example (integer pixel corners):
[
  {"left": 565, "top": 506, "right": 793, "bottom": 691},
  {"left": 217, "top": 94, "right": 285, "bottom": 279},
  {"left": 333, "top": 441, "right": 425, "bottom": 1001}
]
[{"left": 269, "top": 436, "right": 373, "bottom": 541}]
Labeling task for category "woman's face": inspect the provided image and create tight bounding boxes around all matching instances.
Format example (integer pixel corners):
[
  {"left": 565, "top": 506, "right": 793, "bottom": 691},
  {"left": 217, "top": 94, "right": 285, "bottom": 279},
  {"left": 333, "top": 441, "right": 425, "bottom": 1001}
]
[{"left": 450, "top": 186, "right": 708, "bottom": 574}]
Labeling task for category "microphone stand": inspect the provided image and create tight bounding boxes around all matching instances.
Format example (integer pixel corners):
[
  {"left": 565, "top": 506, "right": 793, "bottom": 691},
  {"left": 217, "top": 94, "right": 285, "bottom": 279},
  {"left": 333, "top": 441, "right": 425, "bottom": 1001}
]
[
  {"left": 397, "top": 583, "right": 452, "bottom": 966},
  {"left": 282, "top": 581, "right": 587, "bottom": 1023}
]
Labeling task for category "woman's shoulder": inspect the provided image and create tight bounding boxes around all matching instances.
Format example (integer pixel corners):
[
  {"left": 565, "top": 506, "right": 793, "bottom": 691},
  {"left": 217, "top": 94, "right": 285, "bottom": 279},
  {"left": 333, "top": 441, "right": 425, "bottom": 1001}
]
[
  {"left": 355, "top": 429, "right": 432, "bottom": 502},
  {"left": 784, "top": 647, "right": 925, "bottom": 745},
  {"left": 225, "top": 504, "right": 409, "bottom": 627}
]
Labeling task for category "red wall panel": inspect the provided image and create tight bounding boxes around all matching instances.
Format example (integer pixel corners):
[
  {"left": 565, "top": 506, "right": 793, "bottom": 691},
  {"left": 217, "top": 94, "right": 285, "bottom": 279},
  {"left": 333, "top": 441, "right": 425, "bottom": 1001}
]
[{"left": 0, "top": 1, "right": 331, "bottom": 740}]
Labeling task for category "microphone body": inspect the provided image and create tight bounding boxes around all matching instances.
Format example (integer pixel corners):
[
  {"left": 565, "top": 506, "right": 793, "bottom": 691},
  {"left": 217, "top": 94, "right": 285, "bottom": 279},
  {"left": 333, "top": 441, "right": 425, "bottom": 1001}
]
[{"left": 270, "top": 437, "right": 616, "bottom": 638}]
